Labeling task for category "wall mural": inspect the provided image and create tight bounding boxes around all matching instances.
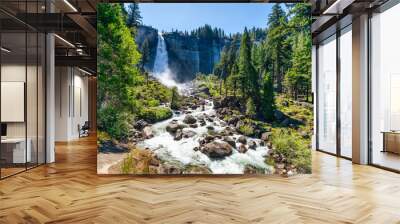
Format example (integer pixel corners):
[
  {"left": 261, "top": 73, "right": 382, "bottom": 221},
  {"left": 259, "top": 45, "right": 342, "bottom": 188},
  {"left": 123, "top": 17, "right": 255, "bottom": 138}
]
[{"left": 97, "top": 3, "right": 312, "bottom": 175}]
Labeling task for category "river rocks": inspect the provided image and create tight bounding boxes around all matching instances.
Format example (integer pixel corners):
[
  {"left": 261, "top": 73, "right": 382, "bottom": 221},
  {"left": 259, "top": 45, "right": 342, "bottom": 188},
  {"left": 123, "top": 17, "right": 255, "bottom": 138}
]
[
  {"left": 206, "top": 126, "right": 214, "bottom": 131},
  {"left": 183, "top": 164, "right": 212, "bottom": 174},
  {"left": 248, "top": 140, "right": 257, "bottom": 150},
  {"left": 182, "top": 130, "right": 197, "bottom": 138},
  {"left": 274, "top": 110, "right": 285, "bottom": 121},
  {"left": 244, "top": 164, "right": 265, "bottom": 174},
  {"left": 158, "top": 161, "right": 184, "bottom": 174},
  {"left": 134, "top": 119, "right": 149, "bottom": 131},
  {"left": 238, "top": 136, "right": 247, "bottom": 144},
  {"left": 174, "top": 129, "right": 183, "bottom": 141},
  {"left": 183, "top": 114, "right": 197, "bottom": 124},
  {"left": 223, "top": 136, "right": 236, "bottom": 148},
  {"left": 261, "top": 132, "right": 271, "bottom": 141},
  {"left": 227, "top": 116, "right": 240, "bottom": 126},
  {"left": 200, "top": 141, "right": 233, "bottom": 159},
  {"left": 142, "top": 126, "right": 154, "bottom": 139},
  {"left": 166, "top": 121, "right": 187, "bottom": 133},
  {"left": 213, "top": 96, "right": 242, "bottom": 111},
  {"left": 189, "top": 123, "right": 198, "bottom": 128},
  {"left": 238, "top": 144, "right": 247, "bottom": 153},
  {"left": 199, "top": 119, "right": 206, "bottom": 126}
]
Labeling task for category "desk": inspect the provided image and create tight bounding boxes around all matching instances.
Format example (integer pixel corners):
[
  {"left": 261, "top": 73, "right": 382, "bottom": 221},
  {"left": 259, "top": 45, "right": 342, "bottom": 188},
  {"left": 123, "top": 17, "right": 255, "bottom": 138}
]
[
  {"left": 382, "top": 131, "right": 400, "bottom": 154},
  {"left": 1, "top": 138, "right": 31, "bottom": 163}
]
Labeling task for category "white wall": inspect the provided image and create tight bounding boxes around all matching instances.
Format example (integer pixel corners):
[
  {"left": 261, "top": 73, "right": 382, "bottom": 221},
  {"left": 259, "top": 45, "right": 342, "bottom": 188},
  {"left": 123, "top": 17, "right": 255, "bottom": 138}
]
[{"left": 55, "top": 67, "right": 89, "bottom": 141}]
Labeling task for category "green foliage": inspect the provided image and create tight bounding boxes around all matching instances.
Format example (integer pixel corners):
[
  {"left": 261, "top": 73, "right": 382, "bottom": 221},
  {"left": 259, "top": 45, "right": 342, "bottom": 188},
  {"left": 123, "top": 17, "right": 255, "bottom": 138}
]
[
  {"left": 121, "top": 153, "right": 135, "bottom": 174},
  {"left": 171, "top": 87, "right": 180, "bottom": 110},
  {"left": 139, "top": 107, "right": 173, "bottom": 123},
  {"left": 261, "top": 72, "right": 275, "bottom": 121},
  {"left": 126, "top": 3, "right": 142, "bottom": 27},
  {"left": 238, "top": 124, "right": 255, "bottom": 137},
  {"left": 271, "top": 129, "right": 311, "bottom": 173},
  {"left": 97, "top": 3, "right": 142, "bottom": 140},
  {"left": 284, "top": 32, "right": 311, "bottom": 99},
  {"left": 97, "top": 131, "right": 111, "bottom": 144},
  {"left": 246, "top": 98, "right": 256, "bottom": 118},
  {"left": 140, "top": 38, "right": 151, "bottom": 71},
  {"left": 263, "top": 4, "right": 291, "bottom": 93},
  {"left": 97, "top": 105, "right": 133, "bottom": 140}
]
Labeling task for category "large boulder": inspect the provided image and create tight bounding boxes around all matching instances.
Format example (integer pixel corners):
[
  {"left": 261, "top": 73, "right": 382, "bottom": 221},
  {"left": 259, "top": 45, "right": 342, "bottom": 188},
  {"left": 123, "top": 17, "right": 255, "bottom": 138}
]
[
  {"left": 200, "top": 141, "right": 233, "bottom": 159},
  {"left": 238, "top": 136, "right": 247, "bottom": 144},
  {"left": 174, "top": 129, "right": 183, "bottom": 141},
  {"left": 274, "top": 110, "right": 285, "bottom": 121},
  {"left": 183, "top": 115, "right": 197, "bottom": 124},
  {"left": 238, "top": 144, "right": 248, "bottom": 153},
  {"left": 223, "top": 136, "right": 236, "bottom": 148},
  {"left": 248, "top": 140, "right": 257, "bottom": 150},
  {"left": 134, "top": 119, "right": 149, "bottom": 131},
  {"left": 157, "top": 161, "right": 184, "bottom": 174},
  {"left": 261, "top": 132, "right": 271, "bottom": 141},
  {"left": 182, "top": 130, "right": 197, "bottom": 138},
  {"left": 142, "top": 126, "right": 154, "bottom": 139},
  {"left": 183, "top": 164, "right": 212, "bottom": 174},
  {"left": 244, "top": 164, "right": 266, "bottom": 174},
  {"left": 166, "top": 121, "right": 187, "bottom": 133}
]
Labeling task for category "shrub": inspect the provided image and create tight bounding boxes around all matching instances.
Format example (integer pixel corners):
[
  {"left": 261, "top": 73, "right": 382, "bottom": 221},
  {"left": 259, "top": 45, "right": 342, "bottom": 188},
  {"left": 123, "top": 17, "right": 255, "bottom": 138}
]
[
  {"left": 271, "top": 130, "right": 311, "bottom": 173},
  {"left": 238, "top": 124, "right": 255, "bottom": 137},
  {"left": 139, "top": 107, "right": 173, "bottom": 123},
  {"left": 246, "top": 98, "right": 256, "bottom": 118},
  {"left": 97, "top": 131, "right": 111, "bottom": 144},
  {"left": 120, "top": 148, "right": 155, "bottom": 174},
  {"left": 97, "top": 105, "right": 133, "bottom": 140}
]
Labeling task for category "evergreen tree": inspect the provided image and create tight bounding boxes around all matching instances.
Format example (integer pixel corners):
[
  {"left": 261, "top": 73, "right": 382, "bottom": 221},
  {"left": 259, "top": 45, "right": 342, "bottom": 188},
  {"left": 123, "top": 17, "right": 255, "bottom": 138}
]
[
  {"left": 261, "top": 72, "right": 275, "bottom": 121},
  {"left": 170, "top": 87, "right": 180, "bottom": 110},
  {"left": 246, "top": 98, "right": 256, "bottom": 119},
  {"left": 127, "top": 3, "right": 142, "bottom": 27},
  {"left": 284, "top": 32, "right": 311, "bottom": 100},
  {"left": 97, "top": 3, "right": 142, "bottom": 139},
  {"left": 264, "top": 4, "right": 291, "bottom": 93},
  {"left": 140, "top": 38, "right": 150, "bottom": 72}
]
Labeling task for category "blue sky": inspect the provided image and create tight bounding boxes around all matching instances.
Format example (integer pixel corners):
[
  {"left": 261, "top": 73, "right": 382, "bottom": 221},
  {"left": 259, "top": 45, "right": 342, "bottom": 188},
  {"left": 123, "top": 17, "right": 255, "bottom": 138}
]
[{"left": 135, "top": 3, "right": 275, "bottom": 35}]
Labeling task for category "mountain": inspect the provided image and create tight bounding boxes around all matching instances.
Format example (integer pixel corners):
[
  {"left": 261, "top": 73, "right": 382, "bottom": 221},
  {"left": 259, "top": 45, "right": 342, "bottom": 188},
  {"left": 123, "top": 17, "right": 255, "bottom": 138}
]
[{"left": 136, "top": 25, "right": 230, "bottom": 82}]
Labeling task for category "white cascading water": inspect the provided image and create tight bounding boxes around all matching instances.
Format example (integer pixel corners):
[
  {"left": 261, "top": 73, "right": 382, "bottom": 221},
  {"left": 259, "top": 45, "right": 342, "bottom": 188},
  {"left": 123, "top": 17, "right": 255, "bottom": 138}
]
[
  {"left": 142, "top": 33, "right": 273, "bottom": 174},
  {"left": 152, "top": 33, "right": 186, "bottom": 91}
]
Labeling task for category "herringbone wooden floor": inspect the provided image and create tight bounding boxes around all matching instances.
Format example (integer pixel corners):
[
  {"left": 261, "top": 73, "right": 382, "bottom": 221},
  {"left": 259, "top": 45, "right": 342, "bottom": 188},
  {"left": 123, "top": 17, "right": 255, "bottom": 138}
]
[{"left": 1, "top": 136, "right": 400, "bottom": 224}]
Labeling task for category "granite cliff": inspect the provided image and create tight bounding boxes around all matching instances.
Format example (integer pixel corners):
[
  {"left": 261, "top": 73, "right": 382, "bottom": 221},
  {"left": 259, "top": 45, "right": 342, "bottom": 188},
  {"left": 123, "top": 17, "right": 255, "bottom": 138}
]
[{"left": 136, "top": 25, "right": 229, "bottom": 82}]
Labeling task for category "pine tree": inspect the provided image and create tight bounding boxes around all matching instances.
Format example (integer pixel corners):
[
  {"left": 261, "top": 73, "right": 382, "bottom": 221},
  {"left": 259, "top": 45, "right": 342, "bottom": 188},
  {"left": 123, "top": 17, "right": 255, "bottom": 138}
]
[
  {"left": 140, "top": 38, "right": 150, "bottom": 72},
  {"left": 170, "top": 87, "right": 180, "bottom": 110},
  {"left": 264, "top": 4, "right": 291, "bottom": 93},
  {"left": 97, "top": 3, "right": 142, "bottom": 139},
  {"left": 246, "top": 98, "right": 256, "bottom": 119},
  {"left": 284, "top": 32, "right": 311, "bottom": 100},
  {"left": 261, "top": 71, "right": 275, "bottom": 121},
  {"left": 127, "top": 3, "right": 142, "bottom": 27}
]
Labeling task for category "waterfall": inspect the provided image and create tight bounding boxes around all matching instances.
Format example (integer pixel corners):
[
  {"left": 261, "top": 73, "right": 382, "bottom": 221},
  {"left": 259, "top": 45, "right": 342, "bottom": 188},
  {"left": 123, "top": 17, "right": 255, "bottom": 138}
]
[
  {"left": 152, "top": 32, "right": 187, "bottom": 91},
  {"left": 153, "top": 33, "right": 169, "bottom": 73}
]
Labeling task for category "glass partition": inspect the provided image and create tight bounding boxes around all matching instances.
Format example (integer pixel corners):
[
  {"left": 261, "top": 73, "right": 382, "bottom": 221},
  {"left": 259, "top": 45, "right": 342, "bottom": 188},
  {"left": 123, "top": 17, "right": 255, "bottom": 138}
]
[
  {"left": 317, "top": 35, "right": 337, "bottom": 154},
  {"left": 339, "top": 25, "right": 352, "bottom": 158},
  {"left": 0, "top": 1, "right": 46, "bottom": 179},
  {"left": 1, "top": 31, "right": 28, "bottom": 177},
  {"left": 370, "top": 4, "right": 400, "bottom": 171}
]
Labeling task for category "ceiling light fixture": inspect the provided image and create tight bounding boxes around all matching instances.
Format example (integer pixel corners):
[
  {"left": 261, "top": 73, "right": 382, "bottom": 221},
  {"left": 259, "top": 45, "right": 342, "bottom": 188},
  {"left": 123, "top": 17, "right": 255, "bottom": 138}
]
[
  {"left": 54, "top": 34, "right": 75, "bottom": 48},
  {"left": 1, "top": 47, "right": 11, "bottom": 53},
  {"left": 63, "top": 0, "right": 78, "bottom": 12},
  {"left": 78, "top": 67, "right": 93, "bottom": 76}
]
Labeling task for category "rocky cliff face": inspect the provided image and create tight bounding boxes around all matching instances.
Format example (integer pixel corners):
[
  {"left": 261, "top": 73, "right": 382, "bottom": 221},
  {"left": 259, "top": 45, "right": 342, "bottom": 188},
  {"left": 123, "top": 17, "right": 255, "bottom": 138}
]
[
  {"left": 164, "top": 32, "right": 228, "bottom": 82},
  {"left": 136, "top": 26, "right": 229, "bottom": 82},
  {"left": 136, "top": 25, "right": 158, "bottom": 71}
]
